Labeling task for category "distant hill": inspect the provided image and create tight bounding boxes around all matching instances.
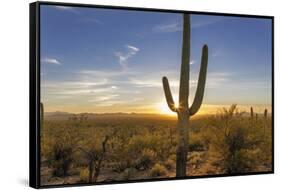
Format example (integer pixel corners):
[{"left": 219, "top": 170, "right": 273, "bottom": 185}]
[
  {"left": 44, "top": 110, "right": 271, "bottom": 121},
  {"left": 44, "top": 111, "right": 180, "bottom": 121},
  {"left": 45, "top": 111, "right": 72, "bottom": 117}
]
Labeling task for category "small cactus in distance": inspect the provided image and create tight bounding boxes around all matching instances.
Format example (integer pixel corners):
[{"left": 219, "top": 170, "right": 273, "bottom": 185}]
[
  {"left": 250, "top": 107, "right": 254, "bottom": 119},
  {"left": 264, "top": 109, "right": 268, "bottom": 118},
  {"left": 162, "top": 14, "right": 208, "bottom": 177},
  {"left": 40, "top": 102, "right": 44, "bottom": 129},
  {"left": 263, "top": 108, "right": 268, "bottom": 131}
]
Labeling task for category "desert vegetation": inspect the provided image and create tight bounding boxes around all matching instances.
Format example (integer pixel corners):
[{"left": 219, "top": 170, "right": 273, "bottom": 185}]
[{"left": 40, "top": 105, "right": 272, "bottom": 185}]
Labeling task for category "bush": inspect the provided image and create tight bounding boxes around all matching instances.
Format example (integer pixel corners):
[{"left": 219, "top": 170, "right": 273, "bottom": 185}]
[
  {"left": 112, "top": 161, "right": 130, "bottom": 173},
  {"left": 135, "top": 149, "right": 157, "bottom": 171},
  {"left": 79, "top": 167, "right": 89, "bottom": 182},
  {"left": 120, "top": 168, "right": 137, "bottom": 180},
  {"left": 51, "top": 143, "right": 74, "bottom": 177},
  {"left": 168, "top": 154, "right": 177, "bottom": 162},
  {"left": 164, "top": 159, "right": 175, "bottom": 171},
  {"left": 208, "top": 104, "right": 262, "bottom": 174},
  {"left": 189, "top": 142, "right": 205, "bottom": 152},
  {"left": 189, "top": 132, "right": 205, "bottom": 152},
  {"left": 43, "top": 126, "right": 79, "bottom": 177},
  {"left": 150, "top": 163, "right": 167, "bottom": 177}
]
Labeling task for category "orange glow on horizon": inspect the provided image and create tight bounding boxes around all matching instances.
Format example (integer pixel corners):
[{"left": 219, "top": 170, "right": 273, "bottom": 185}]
[{"left": 44, "top": 102, "right": 272, "bottom": 116}]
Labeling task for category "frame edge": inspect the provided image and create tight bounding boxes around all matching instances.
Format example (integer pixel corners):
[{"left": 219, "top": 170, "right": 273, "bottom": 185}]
[{"left": 29, "top": 1, "right": 40, "bottom": 189}]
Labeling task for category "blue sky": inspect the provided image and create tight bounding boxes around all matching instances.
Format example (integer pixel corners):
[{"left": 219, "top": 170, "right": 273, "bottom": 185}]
[{"left": 40, "top": 5, "right": 272, "bottom": 114}]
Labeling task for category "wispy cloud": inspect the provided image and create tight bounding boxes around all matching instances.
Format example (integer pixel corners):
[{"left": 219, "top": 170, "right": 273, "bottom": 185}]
[
  {"left": 42, "top": 57, "right": 62, "bottom": 65},
  {"left": 203, "top": 72, "right": 231, "bottom": 88},
  {"left": 154, "top": 16, "right": 227, "bottom": 33},
  {"left": 43, "top": 83, "right": 118, "bottom": 97},
  {"left": 114, "top": 45, "right": 140, "bottom": 70},
  {"left": 127, "top": 45, "right": 139, "bottom": 52},
  {"left": 89, "top": 94, "right": 119, "bottom": 103},
  {"left": 54, "top": 6, "right": 103, "bottom": 24},
  {"left": 94, "top": 100, "right": 126, "bottom": 107},
  {"left": 54, "top": 6, "right": 79, "bottom": 13},
  {"left": 129, "top": 78, "right": 179, "bottom": 88},
  {"left": 42, "top": 78, "right": 108, "bottom": 90},
  {"left": 61, "top": 80, "right": 108, "bottom": 87},
  {"left": 192, "top": 16, "right": 227, "bottom": 29},
  {"left": 93, "top": 98, "right": 142, "bottom": 107},
  {"left": 79, "top": 69, "right": 138, "bottom": 78},
  {"left": 128, "top": 71, "right": 231, "bottom": 90},
  {"left": 153, "top": 21, "right": 182, "bottom": 33}
]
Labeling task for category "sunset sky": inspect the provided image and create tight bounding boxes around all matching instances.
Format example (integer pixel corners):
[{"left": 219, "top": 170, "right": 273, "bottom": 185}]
[{"left": 40, "top": 5, "right": 272, "bottom": 114}]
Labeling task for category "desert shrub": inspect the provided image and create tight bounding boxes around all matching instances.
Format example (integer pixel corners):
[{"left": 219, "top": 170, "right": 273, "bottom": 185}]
[
  {"left": 189, "top": 142, "right": 205, "bottom": 152},
  {"left": 51, "top": 143, "right": 74, "bottom": 176},
  {"left": 119, "top": 134, "right": 158, "bottom": 168},
  {"left": 78, "top": 127, "right": 114, "bottom": 182},
  {"left": 258, "top": 129, "right": 272, "bottom": 169},
  {"left": 41, "top": 134, "right": 52, "bottom": 159},
  {"left": 168, "top": 154, "right": 177, "bottom": 161},
  {"left": 110, "top": 124, "right": 176, "bottom": 175},
  {"left": 127, "top": 135, "right": 155, "bottom": 152},
  {"left": 150, "top": 163, "right": 167, "bottom": 177},
  {"left": 110, "top": 126, "right": 140, "bottom": 173},
  {"left": 112, "top": 161, "right": 131, "bottom": 173},
  {"left": 189, "top": 132, "right": 206, "bottom": 152},
  {"left": 79, "top": 167, "right": 89, "bottom": 182},
  {"left": 120, "top": 167, "right": 137, "bottom": 180},
  {"left": 43, "top": 126, "right": 79, "bottom": 177},
  {"left": 164, "top": 159, "right": 175, "bottom": 170},
  {"left": 135, "top": 148, "right": 157, "bottom": 171},
  {"left": 208, "top": 104, "right": 263, "bottom": 174}
]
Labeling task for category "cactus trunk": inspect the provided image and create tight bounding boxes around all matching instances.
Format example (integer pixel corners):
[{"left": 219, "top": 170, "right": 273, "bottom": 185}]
[
  {"left": 176, "top": 112, "right": 189, "bottom": 176},
  {"left": 162, "top": 14, "right": 208, "bottom": 177}
]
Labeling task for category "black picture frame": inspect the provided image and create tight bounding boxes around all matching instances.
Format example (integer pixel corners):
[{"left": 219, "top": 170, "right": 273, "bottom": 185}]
[{"left": 30, "top": 1, "right": 274, "bottom": 189}]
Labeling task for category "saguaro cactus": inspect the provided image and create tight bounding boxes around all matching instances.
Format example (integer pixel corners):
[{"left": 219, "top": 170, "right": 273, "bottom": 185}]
[
  {"left": 40, "top": 102, "right": 44, "bottom": 129},
  {"left": 250, "top": 107, "right": 254, "bottom": 119},
  {"left": 264, "top": 109, "right": 268, "bottom": 119},
  {"left": 162, "top": 14, "right": 208, "bottom": 177},
  {"left": 256, "top": 113, "right": 258, "bottom": 121}
]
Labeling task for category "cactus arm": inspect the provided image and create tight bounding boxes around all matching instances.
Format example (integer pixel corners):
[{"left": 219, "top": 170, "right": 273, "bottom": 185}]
[
  {"left": 189, "top": 45, "right": 208, "bottom": 116},
  {"left": 162, "top": 77, "right": 177, "bottom": 112},
  {"left": 179, "top": 14, "right": 190, "bottom": 110}
]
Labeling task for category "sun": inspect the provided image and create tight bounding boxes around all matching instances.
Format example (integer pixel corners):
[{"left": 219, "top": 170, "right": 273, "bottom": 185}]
[
  {"left": 157, "top": 94, "right": 179, "bottom": 116},
  {"left": 158, "top": 102, "right": 177, "bottom": 116}
]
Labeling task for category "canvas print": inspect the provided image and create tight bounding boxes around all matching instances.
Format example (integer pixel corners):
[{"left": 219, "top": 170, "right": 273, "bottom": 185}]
[{"left": 39, "top": 4, "right": 273, "bottom": 186}]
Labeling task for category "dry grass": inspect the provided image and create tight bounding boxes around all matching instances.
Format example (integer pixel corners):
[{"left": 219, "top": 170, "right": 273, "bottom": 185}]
[{"left": 40, "top": 107, "right": 272, "bottom": 185}]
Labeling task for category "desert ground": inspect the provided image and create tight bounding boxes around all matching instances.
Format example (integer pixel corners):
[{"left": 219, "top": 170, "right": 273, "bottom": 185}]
[{"left": 40, "top": 105, "right": 272, "bottom": 186}]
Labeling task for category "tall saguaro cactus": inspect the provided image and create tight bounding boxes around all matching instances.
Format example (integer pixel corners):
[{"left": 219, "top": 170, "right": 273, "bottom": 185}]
[{"left": 162, "top": 14, "right": 208, "bottom": 177}]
